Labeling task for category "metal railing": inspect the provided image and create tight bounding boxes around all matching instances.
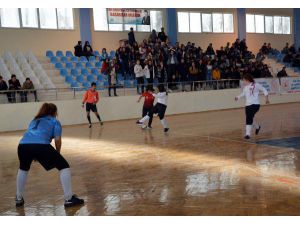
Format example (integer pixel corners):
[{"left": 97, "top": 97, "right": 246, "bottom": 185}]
[{"left": 0, "top": 79, "right": 241, "bottom": 104}]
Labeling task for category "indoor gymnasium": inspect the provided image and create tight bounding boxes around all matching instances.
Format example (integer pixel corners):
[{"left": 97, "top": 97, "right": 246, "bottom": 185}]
[{"left": 1, "top": 2, "right": 300, "bottom": 221}]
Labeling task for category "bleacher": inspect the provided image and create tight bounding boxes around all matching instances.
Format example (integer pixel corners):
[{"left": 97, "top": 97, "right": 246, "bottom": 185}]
[{"left": 45, "top": 50, "right": 137, "bottom": 90}]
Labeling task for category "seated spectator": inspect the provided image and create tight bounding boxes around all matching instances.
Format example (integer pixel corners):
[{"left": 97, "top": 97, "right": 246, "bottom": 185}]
[
  {"left": 74, "top": 41, "right": 83, "bottom": 57},
  {"left": 20, "top": 78, "right": 38, "bottom": 102},
  {"left": 158, "top": 27, "right": 167, "bottom": 43},
  {"left": 256, "top": 50, "right": 265, "bottom": 62},
  {"left": 289, "top": 44, "right": 296, "bottom": 55},
  {"left": 283, "top": 52, "right": 293, "bottom": 63},
  {"left": 282, "top": 43, "right": 289, "bottom": 54},
  {"left": 277, "top": 67, "right": 288, "bottom": 78},
  {"left": 0, "top": 75, "right": 9, "bottom": 102},
  {"left": 260, "top": 43, "right": 268, "bottom": 55},
  {"left": 101, "top": 48, "right": 109, "bottom": 61},
  {"left": 83, "top": 41, "right": 94, "bottom": 60},
  {"left": 101, "top": 58, "right": 110, "bottom": 75},
  {"left": 8, "top": 74, "right": 21, "bottom": 103}
]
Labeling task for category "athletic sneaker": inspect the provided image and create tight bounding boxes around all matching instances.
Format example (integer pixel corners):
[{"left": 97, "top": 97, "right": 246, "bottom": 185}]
[
  {"left": 136, "top": 121, "right": 143, "bottom": 126},
  {"left": 146, "top": 126, "right": 152, "bottom": 129},
  {"left": 89, "top": 124, "right": 92, "bottom": 128},
  {"left": 164, "top": 128, "right": 169, "bottom": 133},
  {"left": 15, "top": 197, "right": 24, "bottom": 207},
  {"left": 100, "top": 121, "right": 104, "bottom": 126},
  {"left": 141, "top": 125, "right": 147, "bottom": 129},
  {"left": 244, "top": 135, "right": 250, "bottom": 140},
  {"left": 64, "top": 195, "right": 84, "bottom": 208},
  {"left": 255, "top": 126, "right": 261, "bottom": 135}
]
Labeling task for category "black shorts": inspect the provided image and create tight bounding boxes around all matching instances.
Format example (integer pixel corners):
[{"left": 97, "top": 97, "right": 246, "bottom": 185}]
[
  {"left": 18, "top": 144, "right": 70, "bottom": 171},
  {"left": 153, "top": 103, "right": 167, "bottom": 120},
  {"left": 142, "top": 106, "right": 153, "bottom": 117},
  {"left": 245, "top": 104, "right": 260, "bottom": 125},
  {"left": 86, "top": 103, "right": 97, "bottom": 112}
]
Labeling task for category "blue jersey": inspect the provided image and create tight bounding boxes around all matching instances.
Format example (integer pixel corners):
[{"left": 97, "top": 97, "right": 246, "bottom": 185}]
[{"left": 20, "top": 116, "right": 62, "bottom": 144}]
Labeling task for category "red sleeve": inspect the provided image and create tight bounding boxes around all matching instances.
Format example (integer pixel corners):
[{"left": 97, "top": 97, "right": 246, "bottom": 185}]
[{"left": 82, "top": 91, "right": 88, "bottom": 103}]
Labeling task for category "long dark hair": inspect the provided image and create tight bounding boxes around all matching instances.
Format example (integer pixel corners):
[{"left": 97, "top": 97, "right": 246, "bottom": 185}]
[
  {"left": 34, "top": 103, "right": 57, "bottom": 120},
  {"left": 242, "top": 74, "right": 255, "bottom": 83}
]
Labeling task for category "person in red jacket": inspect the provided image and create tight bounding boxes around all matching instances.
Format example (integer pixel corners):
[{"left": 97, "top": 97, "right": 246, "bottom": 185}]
[
  {"left": 137, "top": 85, "right": 155, "bottom": 129},
  {"left": 82, "top": 82, "right": 103, "bottom": 128}
]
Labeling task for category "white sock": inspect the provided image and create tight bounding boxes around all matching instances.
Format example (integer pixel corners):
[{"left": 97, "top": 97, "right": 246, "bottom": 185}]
[
  {"left": 16, "top": 169, "right": 28, "bottom": 200},
  {"left": 60, "top": 168, "right": 73, "bottom": 201},
  {"left": 139, "top": 115, "right": 150, "bottom": 123},
  {"left": 246, "top": 125, "right": 252, "bottom": 136},
  {"left": 160, "top": 119, "right": 168, "bottom": 129}
]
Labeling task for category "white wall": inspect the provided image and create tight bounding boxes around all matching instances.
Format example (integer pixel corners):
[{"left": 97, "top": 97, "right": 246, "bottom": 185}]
[{"left": 1, "top": 89, "right": 300, "bottom": 132}]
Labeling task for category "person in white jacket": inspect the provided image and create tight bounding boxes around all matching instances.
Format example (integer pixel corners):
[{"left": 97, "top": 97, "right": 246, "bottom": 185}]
[
  {"left": 137, "top": 84, "right": 169, "bottom": 133},
  {"left": 235, "top": 74, "right": 270, "bottom": 139},
  {"left": 134, "top": 59, "right": 144, "bottom": 94}
]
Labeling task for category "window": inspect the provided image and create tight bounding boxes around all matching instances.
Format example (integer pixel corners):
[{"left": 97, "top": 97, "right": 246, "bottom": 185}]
[
  {"left": 57, "top": 8, "right": 74, "bottom": 29},
  {"left": 265, "top": 16, "right": 273, "bottom": 33},
  {"left": 93, "top": 9, "right": 163, "bottom": 32},
  {"left": 223, "top": 13, "right": 234, "bottom": 33},
  {"left": 246, "top": 13, "right": 291, "bottom": 34},
  {"left": 178, "top": 12, "right": 189, "bottom": 32},
  {"left": 21, "top": 8, "right": 38, "bottom": 28},
  {"left": 189, "top": 13, "right": 201, "bottom": 33},
  {"left": 0, "top": 8, "right": 20, "bottom": 28},
  {"left": 255, "top": 15, "right": 264, "bottom": 33},
  {"left": 202, "top": 13, "right": 212, "bottom": 32},
  {"left": 282, "top": 16, "right": 291, "bottom": 34},
  {"left": 273, "top": 16, "right": 282, "bottom": 34},
  {"left": 246, "top": 14, "right": 255, "bottom": 33},
  {"left": 39, "top": 8, "right": 57, "bottom": 29},
  {"left": 212, "top": 13, "right": 223, "bottom": 32}
]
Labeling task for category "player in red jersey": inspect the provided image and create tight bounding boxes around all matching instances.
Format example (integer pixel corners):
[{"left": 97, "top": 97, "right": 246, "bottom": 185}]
[{"left": 137, "top": 85, "right": 155, "bottom": 129}]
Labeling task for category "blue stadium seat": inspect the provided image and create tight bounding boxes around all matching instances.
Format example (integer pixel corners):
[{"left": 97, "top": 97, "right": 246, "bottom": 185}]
[
  {"left": 96, "top": 81, "right": 105, "bottom": 90},
  {"left": 103, "top": 81, "right": 109, "bottom": 87},
  {"left": 80, "top": 56, "right": 88, "bottom": 62},
  {"left": 56, "top": 50, "right": 64, "bottom": 57},
  {"left": 82, "top": 82, "right": 91, "bottom": 89},
  {"left": 97, "top": 75, "right": 104, "bottom": 81},
  {"left": 71, "top": 69, "right": 79, "bottom": 76},
  {"left": 46, "top": 50, "right": 54, "bottom": 58},
  {"left": 60, "top": 69, "right": 68, "bottom": 77},
  {"left": 87, "top": 75, "right": 96, "bottom": 82},
  {"left": 95, "top": 62, "right": 102, "bottom": 68},
  {"left": 50, "top": 57, "right": 58, "bottom": 64},
  {"left": 55, "top": 62, "right": 63, "bottom": 69},
  {"left": 61, "top": 56, "right": 68, "bottom": 63},
  {"left": 89, "top": 56, "right": 96, "bottom": 62},
  {"left": 65, "top": 75, "right": 73, "bottom": 83},
  {"left": 94, "top": 51, "right": 100, "bottom": 57},
  {"left": 91, "top": 68, "right": 99, "bottom": 75},
  {"left": 86, "top": 62, "right": 93, "bottom": 68},
  {"left": 70, "top": 81, "right": 80, "bottom": 88},
  {"left": 76, "top": 62, "right": 83, "bottom": 68},
  {"left": 71, "top": 56, "right": 78, "bottom": 62},
  {"left": 294, "top": 67, "right": 300, "bottom": 73},
  {"left": 117, "top": 73, "right": 124, "bottom": 81},
  {"left": 76, "top": 75, "right": 85, "bottom": 83},
  {"left": 124, "top": 80, "right": 132, "bottom": 88},
  {"left": 65, "top": 62, "right": 73, "bottom": 69},
  {"left": 66, "top": 51, "right": 73, "bottom": 57},
  {"left": 81, "top": 68, "right": 89, "bottom": 75}
]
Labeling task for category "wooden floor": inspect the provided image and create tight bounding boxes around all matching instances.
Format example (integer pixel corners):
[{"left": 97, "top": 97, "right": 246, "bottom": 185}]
[{"left": 1, "top": 103, "right": 300, "bottom": 216}]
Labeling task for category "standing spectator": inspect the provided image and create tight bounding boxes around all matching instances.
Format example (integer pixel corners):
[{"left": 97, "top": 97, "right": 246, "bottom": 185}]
[
  {"left": 167, "top": 49, "right": 178, "bottom": 85},
  {"left": 101, "top": 58, "right": 110, "bottom": 76},
  {"left": 189, "top": 61, "right": 199, "bottom": 91},
  {"left": 134, "top": 59, "right": 144, "bottom": 94},
  {"left": 101, "top": 48, "right": 109, "bottom": 61},
  {"left": 156, "top": 62, "right": 166, "bottom": 84},
  {"left": 212, "top": 67, "right": 221, "bottom": 89},
  {"left": 149, "top": 29, "right": 157, "bottom": 43},
  {"left": 282, "top": 43, "right": 289, "bottom": 54},
  {"left": 8, "top": 74, "right": 21, "bottom": 103},
  {"left": 108, "top": 60, "right": 118, "bottom": 97},
  {"left": 144, "top": 60, "right": 155, "bottom": 85},
  {"left": 83, "top": 41, "right": 94, "bottom": 60},
  {"left": 178, "top": 59, "right": 189, "bottom": 91},
  {"left": 74, "top": 41, "right": 83, "bottom": 57},
  {"left": 0, "top": 75, "right": 9, "bottom": 102},
  {"left": 206, "top": 43, "right": 215, "bottom": 56},
  {"left": 158, "top": 27, "right": 167, "bottom": 43},
  {"left": 128, "top": 27, "right": 136, "bottom": 46},
  {"left": 20, "top": 78, "right": 38, "bottom": 102}
]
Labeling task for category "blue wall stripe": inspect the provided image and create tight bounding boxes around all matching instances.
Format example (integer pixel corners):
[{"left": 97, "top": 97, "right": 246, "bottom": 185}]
[{"left": 79, "top": 8, "right": 92, "bottom": 44}]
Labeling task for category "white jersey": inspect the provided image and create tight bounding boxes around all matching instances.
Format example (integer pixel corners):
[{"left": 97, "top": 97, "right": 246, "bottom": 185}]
[
  {"left": 154, "top": 92, "right": 168, "bottom": 106},
  {"left": 237, "top": 82, "right": 268, "bottom": 106}
]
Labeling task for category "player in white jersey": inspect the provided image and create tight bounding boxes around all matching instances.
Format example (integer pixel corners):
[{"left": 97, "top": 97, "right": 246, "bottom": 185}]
[
  {"left": 235, "top": 74, "right": 270, "bottom": 139},
  {"left": 137, "top": 84, "right": 169, "bottom": 132}
]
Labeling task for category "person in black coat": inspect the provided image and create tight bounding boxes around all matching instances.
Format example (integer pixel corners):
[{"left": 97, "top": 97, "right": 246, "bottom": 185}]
[
  {"left": 8, "top": 74, "right": 21, "bottom": 103},
  {"left": 74, "top": 41, "right": 83, "bottom": 57},
  {"left": 83, "top": 41, "right": 94, "bottom": 59},
  {"left": 128, "top": 27, "right": 136, "bottom": 46},
  {"left": 0, "top": 75, "right": 9, "bottom": 102},
  {"left": 158, "top": 27, "right": 167, "bottom": 43}
]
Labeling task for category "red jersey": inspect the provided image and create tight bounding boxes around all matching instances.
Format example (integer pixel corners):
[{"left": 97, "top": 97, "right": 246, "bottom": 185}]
[
  {"left": 142, "top": 92, "right": 155, "bottom": 108},
  {"left": 83, "top": 89, "right": 99, "bottom": 104}
]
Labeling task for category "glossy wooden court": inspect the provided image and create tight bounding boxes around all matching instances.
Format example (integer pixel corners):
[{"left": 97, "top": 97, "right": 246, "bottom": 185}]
[{"left": 1, "top": 102, "right": 300, "bottom": 216}]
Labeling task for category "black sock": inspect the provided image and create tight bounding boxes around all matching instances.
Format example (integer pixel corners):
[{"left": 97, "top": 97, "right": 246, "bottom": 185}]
[
  {"left": 96, "top": 115, "right": 101, "bottom": 121},
  {"left": 87, "top": 115, "right": 91, "bottom": 124}
]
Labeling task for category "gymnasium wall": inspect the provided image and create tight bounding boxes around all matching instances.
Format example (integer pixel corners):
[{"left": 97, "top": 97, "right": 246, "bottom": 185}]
[
  {"left": 1, "top": 89, "right": 300, "bottom": 132},
  {"left": 245, "top": 8, "right": 294, "bottom": 53},
  {"left": 177, "top": 8, "right": 238, "bottom": 50},
  {"left": 0, "top": 9, "right": 81, "bottom": 56}
]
